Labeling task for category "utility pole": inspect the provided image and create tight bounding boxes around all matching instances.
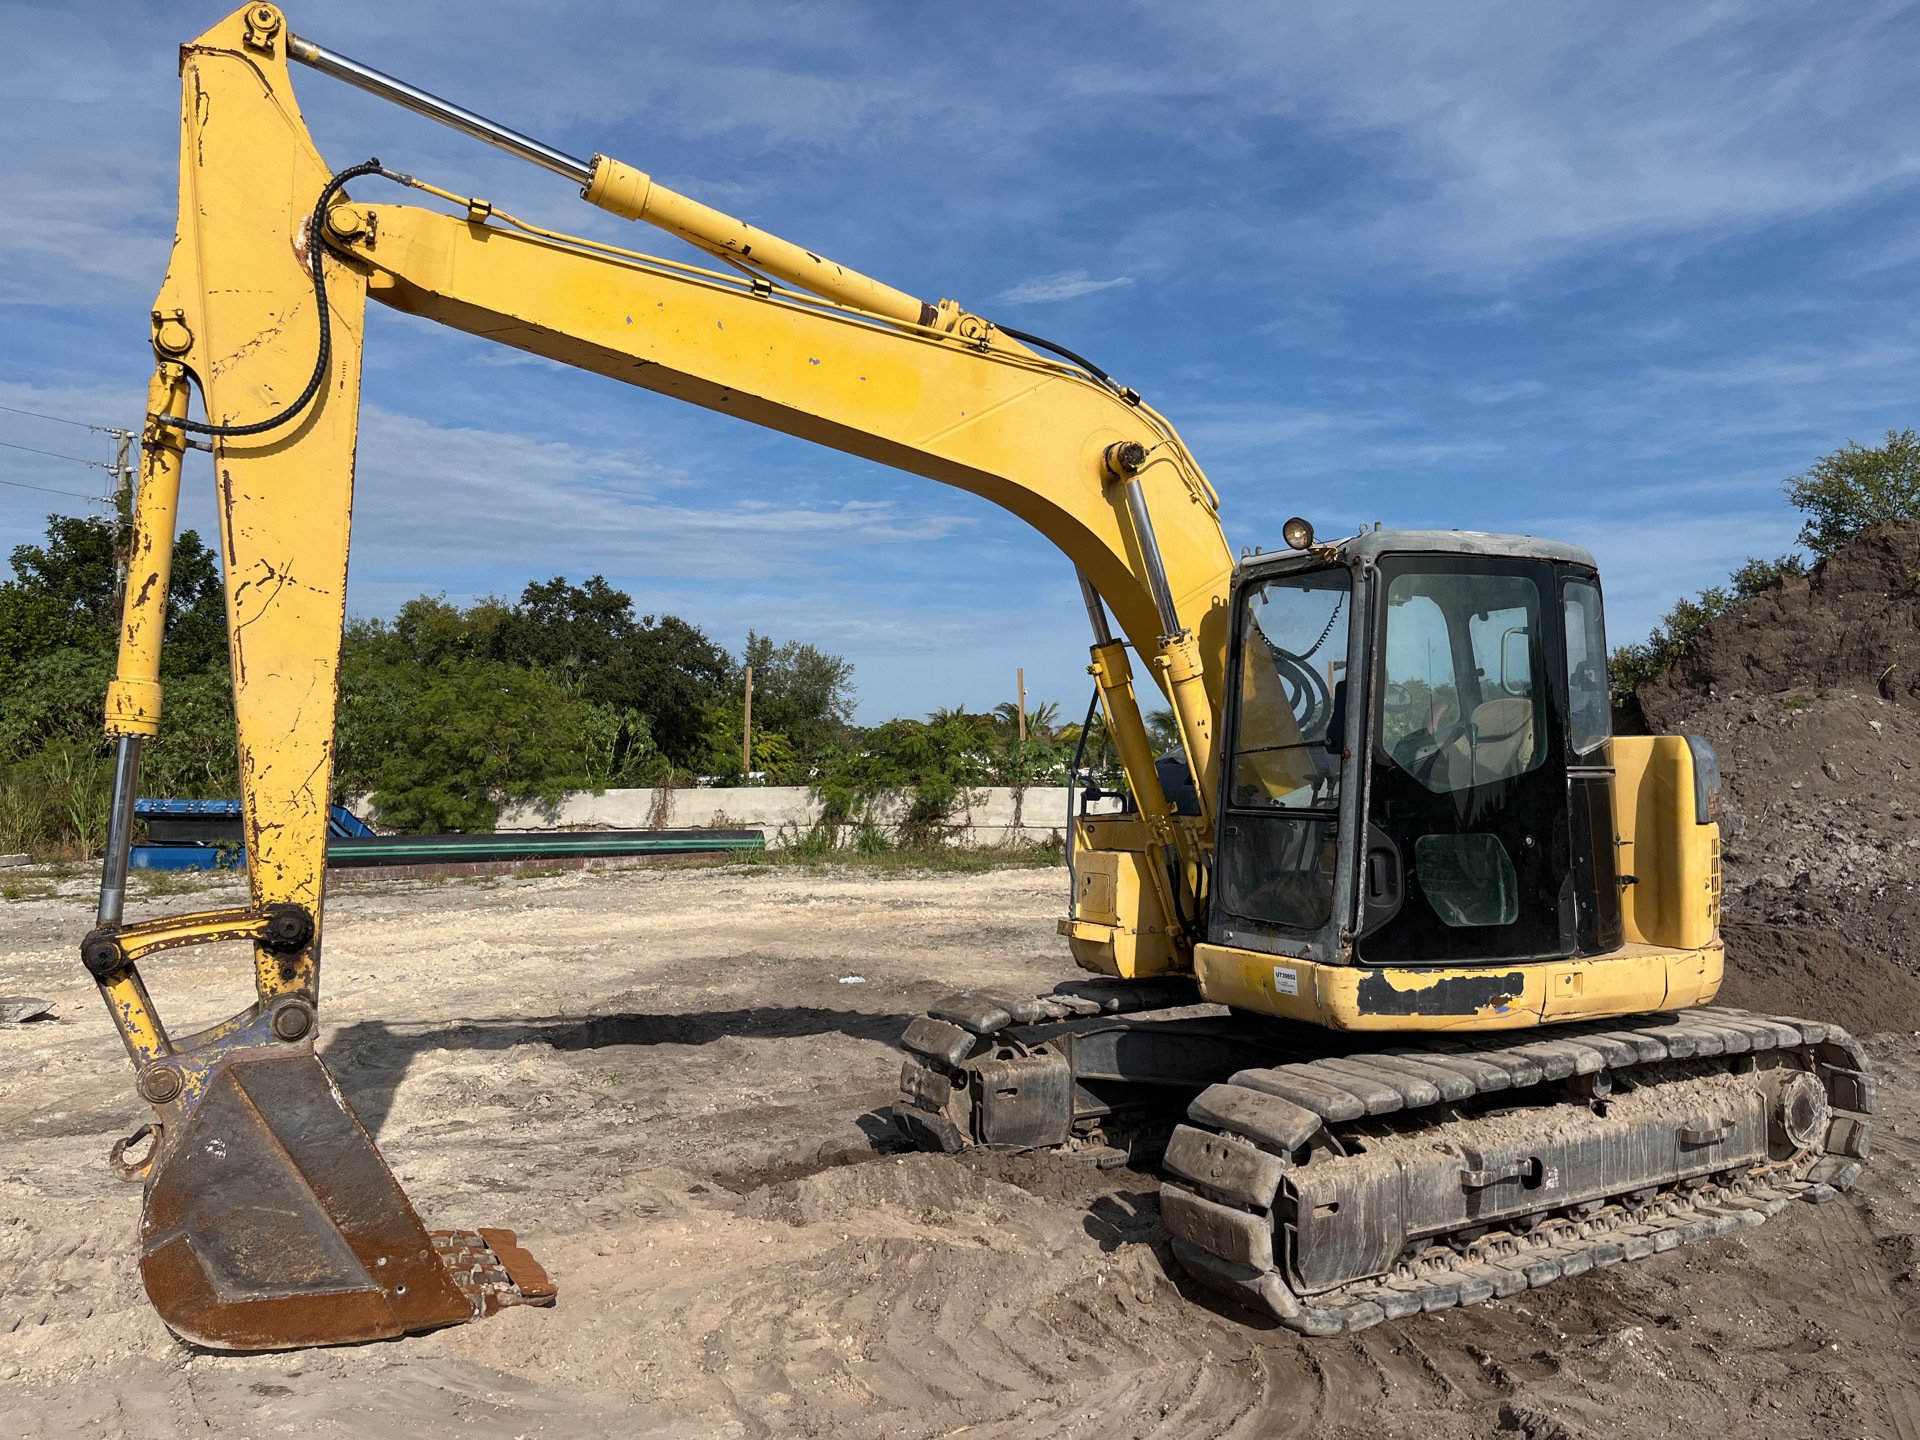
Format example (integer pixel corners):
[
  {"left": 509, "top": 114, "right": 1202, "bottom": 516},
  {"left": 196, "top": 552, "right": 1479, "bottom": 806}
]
[
  {"left": 106, "top": 427, "right": 137, "bottom": 615},
  {"left": 742, "top": 665, "right": 754, "bottom": 776},
  {"left": 1016, "top": 667, "right": 1026, "bottom": 743}
]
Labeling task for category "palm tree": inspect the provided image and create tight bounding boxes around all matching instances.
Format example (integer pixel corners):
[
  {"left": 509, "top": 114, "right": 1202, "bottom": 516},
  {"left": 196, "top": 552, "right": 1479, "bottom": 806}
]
[{"left": 992, "top": 699, "right": 1062, "bottom": 742}]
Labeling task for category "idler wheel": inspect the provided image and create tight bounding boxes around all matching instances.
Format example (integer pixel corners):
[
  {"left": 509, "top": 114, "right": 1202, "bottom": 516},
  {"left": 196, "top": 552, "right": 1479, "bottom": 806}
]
[{"left": 1771, "top": 1070, "right": 1830, "bottom": 1154}]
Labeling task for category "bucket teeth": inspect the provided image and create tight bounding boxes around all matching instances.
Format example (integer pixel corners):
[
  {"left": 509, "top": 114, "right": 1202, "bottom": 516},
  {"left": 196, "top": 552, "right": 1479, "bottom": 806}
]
[
  {"left": 431, "top": 1228, "right": 558, "bottom": 1315},
  {"left": 134, "top": 1027, "right": 555, "bottom": 1350}
]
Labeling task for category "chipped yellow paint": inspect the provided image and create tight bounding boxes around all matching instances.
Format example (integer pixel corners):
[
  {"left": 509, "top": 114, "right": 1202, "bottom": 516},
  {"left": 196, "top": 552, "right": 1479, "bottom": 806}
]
[
  {"left": 118, "top": 3, "right": 1240, "bottom": 1036},
  {"left": 110, "top": 907, "right": 284, "bottom": 963},
  {"left": 99, "top": 967, "right": 171, "bottom": 1069},
  {"left": 104, "top": 367, "right": 192, "bottom": 737},
  {"left": 344, "top": 198, "right": 1234, "bottom": 709},
  {"left": 1193, "top": 939, "right": 1723, "bottom": 1032},
  {"left": 139, "top": 6, "right": 368, "bottom": 1006}
]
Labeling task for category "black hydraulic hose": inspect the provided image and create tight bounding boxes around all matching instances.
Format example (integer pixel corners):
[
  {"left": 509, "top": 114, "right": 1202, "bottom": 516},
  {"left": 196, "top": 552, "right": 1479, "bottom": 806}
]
[
  {"left": 150, "top": 159, "right": 401, "bottom": 439},
  {"left": 1167, "top": 845, "right": 1203, "bottom": 944},
  {"left": 1064, "top": 682, "right": 1102, "bottom": 907},
  {"left": 996, "top": 325, "right": 1133, "bottom": 400}
]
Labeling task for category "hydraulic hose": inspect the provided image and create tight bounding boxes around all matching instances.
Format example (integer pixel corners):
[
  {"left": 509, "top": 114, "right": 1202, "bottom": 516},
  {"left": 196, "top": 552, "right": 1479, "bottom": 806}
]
[
  {"left": 149, "top": 159, "right": 401, "bottom": 439},
  {"left": 1064, "top": 682, "right": 1103, "bottom": 906},
  {"left": 996, "top": 325, "right": 1136, "bottom": 402}
]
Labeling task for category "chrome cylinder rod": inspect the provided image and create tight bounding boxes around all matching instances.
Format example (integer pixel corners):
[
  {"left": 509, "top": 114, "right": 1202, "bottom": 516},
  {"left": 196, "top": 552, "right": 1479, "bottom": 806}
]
[
  {"left": 97, "top": 735, "right": 144, "bottom": 928},
  {"left": 1121, "top": 478, "right": 1184, "bottom": 640},
  {"left": 288, "top": 34, "right": 593, "bottom": 185},
  {"left": 1077, "top": 570, "right": 1115, "bottom": 648}
]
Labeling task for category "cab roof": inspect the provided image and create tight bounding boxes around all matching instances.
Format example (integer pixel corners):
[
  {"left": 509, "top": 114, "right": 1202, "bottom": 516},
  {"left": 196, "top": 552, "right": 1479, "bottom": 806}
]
[{"left": 1241, "top": 528, "right": 1597, "bottom": 579}]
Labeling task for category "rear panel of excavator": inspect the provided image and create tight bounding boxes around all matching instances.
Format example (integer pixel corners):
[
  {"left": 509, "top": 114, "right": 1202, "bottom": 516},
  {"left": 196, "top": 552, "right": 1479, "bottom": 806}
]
[{"left": 896, "top": 529, "right": 1875, "bottom": 1334}]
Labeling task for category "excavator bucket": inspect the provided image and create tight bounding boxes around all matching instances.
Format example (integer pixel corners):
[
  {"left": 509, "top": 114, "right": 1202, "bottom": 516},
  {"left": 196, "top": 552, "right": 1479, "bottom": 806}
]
[{"left": 126, "top": 1018, "right": 553, "bottom": 1350}]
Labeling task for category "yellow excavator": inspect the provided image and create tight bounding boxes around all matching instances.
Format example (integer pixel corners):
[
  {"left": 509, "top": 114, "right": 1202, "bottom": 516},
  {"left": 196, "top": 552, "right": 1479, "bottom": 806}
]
[{"left": 84, "top": 4, "right": 1874, "bottom": 1350}]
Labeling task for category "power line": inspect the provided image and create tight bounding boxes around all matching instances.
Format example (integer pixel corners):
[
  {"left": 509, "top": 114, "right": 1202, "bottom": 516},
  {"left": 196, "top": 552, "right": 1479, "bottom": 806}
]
[
  {"left": 0, "top": 474, "right": 108, "bottom": 502},
  {"left": 0, "top": 402, "right": 118, "bottom": 433},
  {"left": 0, "top": 437, "right": 110, "bottom": 470},
  {"left": 0, "top": 408, "right": 128, "bottom": 509}
]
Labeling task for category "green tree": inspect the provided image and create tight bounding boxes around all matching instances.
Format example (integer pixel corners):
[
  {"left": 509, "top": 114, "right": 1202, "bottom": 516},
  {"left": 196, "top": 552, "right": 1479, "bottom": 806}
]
[
  {"left": 345, "top": 580, "right": 742, "bottom": 776},
  {"left": 336, "top": 656, "right": 590, "bottom": 832},
  {"left": 0, "top": 514, "right": 226, "bottom": 692},
  {"left": 489, "top": 577, "right": 733, "bottom": 766},
  {"left": 1144, "top": 707, "right": 1182, "bottom": 753},
  {"left": 738, "top": 630, "right": 856, "bottom": 759},
  {"left": 580, "top": 704, "right": 668, "bottom": 789},
  {"left": 0, "top": 512, "right": 232, "bottom": 851},
  {"left": 1785, "top": 428, "right": 1920, "bottom": 556},
  {"left": 992, "top": 699, "right": 1062, "bottom": 742}
]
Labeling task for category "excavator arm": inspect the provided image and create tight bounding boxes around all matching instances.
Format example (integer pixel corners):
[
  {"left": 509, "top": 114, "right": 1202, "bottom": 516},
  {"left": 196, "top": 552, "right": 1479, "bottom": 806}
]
[{"left": 87, "top": 4, "right": 1234, "bottom": 1348}]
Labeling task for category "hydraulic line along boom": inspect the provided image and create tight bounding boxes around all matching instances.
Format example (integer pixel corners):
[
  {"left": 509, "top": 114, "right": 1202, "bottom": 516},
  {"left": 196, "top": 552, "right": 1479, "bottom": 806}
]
[{"left": 289, "top": 32, "right": 946, "bottom": 328}]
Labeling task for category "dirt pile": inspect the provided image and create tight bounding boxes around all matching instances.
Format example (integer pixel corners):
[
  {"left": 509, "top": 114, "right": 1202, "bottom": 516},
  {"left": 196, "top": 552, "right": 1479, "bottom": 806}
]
[
  {"left": 1632, "top": 520, "right": 1920, "bottom": 1010},
  {"left": 1637, "top": 519, "right": 1920, "bottom": 704}
]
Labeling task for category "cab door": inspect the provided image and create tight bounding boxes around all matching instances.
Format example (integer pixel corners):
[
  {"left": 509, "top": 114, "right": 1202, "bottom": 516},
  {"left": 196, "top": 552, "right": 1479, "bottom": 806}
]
[{"left": 1356, "top": 556, "right": 1576, "bottom": 966}]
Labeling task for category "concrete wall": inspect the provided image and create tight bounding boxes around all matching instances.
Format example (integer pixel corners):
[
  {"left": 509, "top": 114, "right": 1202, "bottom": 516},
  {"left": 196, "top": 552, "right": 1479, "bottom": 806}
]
[{"left": 495, "top": 785, "right": 1118, "bottom": 848}]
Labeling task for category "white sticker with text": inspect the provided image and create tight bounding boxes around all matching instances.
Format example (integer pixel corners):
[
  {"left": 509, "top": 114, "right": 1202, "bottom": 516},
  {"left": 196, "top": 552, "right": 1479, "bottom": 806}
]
[{"left": 1273, "top": 966, "right": 1300, "bottom": 996}]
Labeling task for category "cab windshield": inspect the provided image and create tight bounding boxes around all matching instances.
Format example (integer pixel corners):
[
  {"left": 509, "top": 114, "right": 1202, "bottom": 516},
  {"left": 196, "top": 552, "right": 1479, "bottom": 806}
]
[{"left": 1218, "top": 567, "right": 1351, "bottom": 934}]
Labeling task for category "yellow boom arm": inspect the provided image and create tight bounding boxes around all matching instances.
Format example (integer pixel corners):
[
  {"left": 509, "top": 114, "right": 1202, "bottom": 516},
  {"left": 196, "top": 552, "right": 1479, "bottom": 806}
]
[{"left": 82, "top": 3, "right": 1234, "bottom": 1349}]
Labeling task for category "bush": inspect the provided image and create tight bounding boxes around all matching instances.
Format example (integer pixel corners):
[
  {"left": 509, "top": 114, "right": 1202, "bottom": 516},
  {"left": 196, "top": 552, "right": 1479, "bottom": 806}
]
[
  {"left": 811, "top": 711, "right": 994, "bottom": 842},
  {"left": 1786, "top": 429, "right": 1920, "bottom": 556},
  {"left": 1609, "top": 552, "right": 1805, "bottom": 697},
  {"left": 337, "top": 657, "right": 592, "bottom": 832},
  {"left": 0, "top": 740, "right": 114, "bottom": 858}
]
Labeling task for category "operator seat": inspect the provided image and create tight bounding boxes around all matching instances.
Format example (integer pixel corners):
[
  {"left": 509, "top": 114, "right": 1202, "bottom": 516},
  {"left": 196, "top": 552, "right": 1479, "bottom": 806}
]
[{"left": 1468, "top": 697, "right": 1534, "bottom": 784}]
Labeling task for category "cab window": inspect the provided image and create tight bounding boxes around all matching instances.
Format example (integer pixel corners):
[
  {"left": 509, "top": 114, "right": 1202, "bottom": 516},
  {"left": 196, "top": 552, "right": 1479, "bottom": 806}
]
[
  {"left": 1562, "top": 577, "right": 1610, "bottom": 755},
  {"left": 1379, "top": 571, "right": 1544, "bottom": 795},
  {"left": 1220, "top": 567, "right": 1350, "bottom": 934},
  {"left": 1230, "top": 570, "right": 1349, "bottom": 809}
]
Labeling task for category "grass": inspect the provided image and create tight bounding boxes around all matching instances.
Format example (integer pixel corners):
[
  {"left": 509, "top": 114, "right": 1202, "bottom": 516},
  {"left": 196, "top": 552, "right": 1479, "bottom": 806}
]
[
  {"left": 131, "top": 868, "right": 240, "bottom": 900},
  {"left": 764, "top": 840, "right": 1064, "bottom": 875}
]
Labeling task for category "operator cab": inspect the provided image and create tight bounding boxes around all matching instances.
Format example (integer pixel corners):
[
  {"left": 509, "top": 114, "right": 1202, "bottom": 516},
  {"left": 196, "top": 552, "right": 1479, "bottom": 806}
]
[{"left": 1212, "top": 528, "right": 1620, "bottom": 968}]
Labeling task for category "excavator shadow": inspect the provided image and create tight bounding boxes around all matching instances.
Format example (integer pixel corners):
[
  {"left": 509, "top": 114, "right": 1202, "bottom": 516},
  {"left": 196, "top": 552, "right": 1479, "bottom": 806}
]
[{"left": 320, "top": 1006, "right": 919, "bottom": 1140}]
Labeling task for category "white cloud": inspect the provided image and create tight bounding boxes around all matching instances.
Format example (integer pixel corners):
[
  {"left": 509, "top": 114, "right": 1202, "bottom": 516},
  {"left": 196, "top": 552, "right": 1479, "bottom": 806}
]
[
  {"left": 1167, "top": 1, "right": 1920, "bottom": 279},
  {"left": 1463, "top": 380, "right": 1545, "bottom": 404},
  {"left": 996, "top": 270, "right": 1135, "bottom": 305},
  {"left": 345, "top": 406, "right": 976, "bottom": 598},
  {"left": 6, "top": 1, "right": 1920, "bottom": 720}
]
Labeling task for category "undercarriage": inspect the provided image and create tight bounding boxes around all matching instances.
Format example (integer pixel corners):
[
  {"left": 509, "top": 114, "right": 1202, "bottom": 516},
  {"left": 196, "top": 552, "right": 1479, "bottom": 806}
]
[{"left": 895, "top": 980, "right": 1874, "bottom": 1335}]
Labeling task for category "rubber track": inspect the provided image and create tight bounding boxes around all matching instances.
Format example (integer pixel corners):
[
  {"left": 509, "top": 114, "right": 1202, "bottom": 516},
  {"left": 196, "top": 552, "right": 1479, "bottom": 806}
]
[
  {"left": 1162, "top": 1006, "right": 1874, "bottom": 1336},
  {"left": 894, "top": 976, "right": 1205, "bottom": 1154}
]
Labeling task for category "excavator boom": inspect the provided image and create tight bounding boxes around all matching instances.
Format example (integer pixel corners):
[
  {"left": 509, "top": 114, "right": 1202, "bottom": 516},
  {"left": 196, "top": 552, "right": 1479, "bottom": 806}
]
[{"left": 90, "top": 3, "right": 1224, "bottom": 1349}]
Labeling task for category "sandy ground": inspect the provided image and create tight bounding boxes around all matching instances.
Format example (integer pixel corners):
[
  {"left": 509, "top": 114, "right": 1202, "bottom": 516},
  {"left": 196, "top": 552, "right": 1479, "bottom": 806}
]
[{"left": 2, "top": 860, "right": 1918, "bottom": 1439}]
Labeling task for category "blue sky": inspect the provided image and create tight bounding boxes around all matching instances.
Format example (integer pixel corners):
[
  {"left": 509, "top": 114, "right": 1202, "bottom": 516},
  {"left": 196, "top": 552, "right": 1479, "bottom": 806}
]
[{"left": 2, "top": 2, "right": 1916, "bottom": 722}]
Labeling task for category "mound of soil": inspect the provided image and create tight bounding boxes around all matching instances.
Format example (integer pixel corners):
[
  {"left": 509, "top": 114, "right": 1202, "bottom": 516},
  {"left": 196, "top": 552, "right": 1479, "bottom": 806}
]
[
  {"left": 1636, "top": 520, "right": 1920, "bottom": 713},
  {"left": 1630, "top": 520, "right": 1920, "bottom": 1021},
  {"left": 1719, "top": 921, "right": 1920, "bottom": 1034}
]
